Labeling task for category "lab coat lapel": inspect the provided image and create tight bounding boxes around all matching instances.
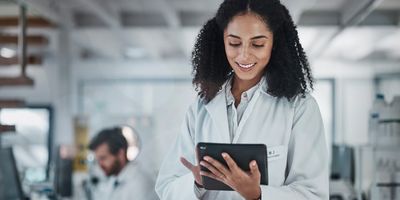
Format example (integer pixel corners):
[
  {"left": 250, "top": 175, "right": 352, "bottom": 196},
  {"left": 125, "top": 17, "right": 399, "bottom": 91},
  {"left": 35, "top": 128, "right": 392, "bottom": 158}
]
[
  {"left": 232, "top": 87, "right": 262, "bottom": 143},
  {"left": 204, "top": 90, "right": 231, "bottom": 143}
]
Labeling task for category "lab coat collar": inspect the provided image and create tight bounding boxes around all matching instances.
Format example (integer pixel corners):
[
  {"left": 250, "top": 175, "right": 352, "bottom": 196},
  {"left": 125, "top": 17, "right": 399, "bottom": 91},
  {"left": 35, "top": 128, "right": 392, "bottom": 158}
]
[
  {"left": 259, "top": 76, "right": 270, "bottom": 96},
  {"left": 204, "top": 83, "right": 231, "bottom": 143},
  {"left": 219, "top": 74, "right": 269, "bottom": 93},
  {"left": 204, "top": 75, "right": 268, "bottom": 143},
  {"left": 114, "top": 161, "right": 139, "bottom": 185},
  {"left": 222, "top": 74, "right": 270, "bottom": 96}
]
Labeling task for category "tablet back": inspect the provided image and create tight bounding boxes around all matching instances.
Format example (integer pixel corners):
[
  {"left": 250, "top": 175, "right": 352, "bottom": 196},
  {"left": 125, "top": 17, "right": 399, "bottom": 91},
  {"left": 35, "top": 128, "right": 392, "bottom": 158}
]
[{"left": 196, "top": 142, "right": 268, "bottom": 191}]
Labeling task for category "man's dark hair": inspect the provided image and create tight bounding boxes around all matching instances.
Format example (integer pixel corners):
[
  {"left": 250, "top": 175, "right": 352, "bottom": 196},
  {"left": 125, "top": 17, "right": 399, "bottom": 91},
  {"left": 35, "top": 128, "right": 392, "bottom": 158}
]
[
  {"left": 192, "top": 0, "right": 313, "bottom": 102},
  {"left": 89, "top": 127, "right": 128, "bottom": 156}
]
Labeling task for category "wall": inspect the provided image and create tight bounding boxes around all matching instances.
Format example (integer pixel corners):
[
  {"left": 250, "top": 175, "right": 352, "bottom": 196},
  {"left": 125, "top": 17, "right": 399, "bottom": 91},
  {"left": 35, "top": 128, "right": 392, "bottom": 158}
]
[
  {"left": 313, "top": 60, "right": 400, "bottom": 146},
  {"left": 2, "top": 58, "right": 400, "bottom": 153}
]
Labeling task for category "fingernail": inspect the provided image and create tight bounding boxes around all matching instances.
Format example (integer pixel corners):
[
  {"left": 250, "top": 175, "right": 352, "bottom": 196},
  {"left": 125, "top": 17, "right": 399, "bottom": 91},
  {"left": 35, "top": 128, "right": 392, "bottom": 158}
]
[
  {"left": 204, "top": 157, "right": 209, "bottom": 161},
  {"left": 252, "top": 161, "right": 257, "bottom": 166},
  {"left": 222, "top": 153, "right": 227, "bottom": 157},
  {"left": 200, "top": 161, "right": 205, "bottom": 166}
]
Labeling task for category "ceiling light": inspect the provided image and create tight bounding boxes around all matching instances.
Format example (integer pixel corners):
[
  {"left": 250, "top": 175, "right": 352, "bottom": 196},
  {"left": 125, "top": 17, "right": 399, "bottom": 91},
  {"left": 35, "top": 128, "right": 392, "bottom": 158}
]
[
  {"left": 0, "top": 47, "right": 16, "bottom": 58},
  {"left": 121, "top": 125, "right": 140, "bottom": 161}
]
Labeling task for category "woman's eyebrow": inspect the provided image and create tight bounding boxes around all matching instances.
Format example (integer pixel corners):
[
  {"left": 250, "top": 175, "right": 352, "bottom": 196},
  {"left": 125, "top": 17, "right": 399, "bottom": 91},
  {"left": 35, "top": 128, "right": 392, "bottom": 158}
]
[
  {"left": 251, "top": 35, "right": 268, "bottom": 40},
  {"left": 227, "top": 34, "right": 240, "bottom": 39},
  {"left": 226, "top": 34, "right": 268, "bottom": 40}
]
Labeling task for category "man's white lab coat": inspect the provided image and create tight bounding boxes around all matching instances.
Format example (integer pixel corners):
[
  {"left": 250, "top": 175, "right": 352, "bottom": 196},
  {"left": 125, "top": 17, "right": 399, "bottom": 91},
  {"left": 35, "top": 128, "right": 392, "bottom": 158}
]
[
  {"left": 92, "top": 162, "right": 158, "bottom": 200},
  {"left": 155, "top": 82, "right": 329, "bottom": 200}
]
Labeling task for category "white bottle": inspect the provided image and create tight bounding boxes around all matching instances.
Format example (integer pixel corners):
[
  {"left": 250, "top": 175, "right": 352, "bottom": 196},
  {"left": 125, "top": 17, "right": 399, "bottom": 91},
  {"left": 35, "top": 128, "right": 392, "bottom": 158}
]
[
  {"left": 392, "top": 96, "right": 400, "bottom": 144},
  {"left": 389, "top": 96, "right": 400, "bottom": 122},
  {"left": 379, "top": 96, "right": 400, "bottom": 146},
  {"left": 369, "top": 94, "right": 386, "bottom": 145}
]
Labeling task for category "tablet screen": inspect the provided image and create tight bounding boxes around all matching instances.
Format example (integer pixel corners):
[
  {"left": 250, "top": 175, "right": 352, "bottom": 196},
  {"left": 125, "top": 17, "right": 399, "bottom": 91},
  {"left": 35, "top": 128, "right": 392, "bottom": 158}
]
[{"left": 196, "top": 142, "right": 268, "bottom": 190}]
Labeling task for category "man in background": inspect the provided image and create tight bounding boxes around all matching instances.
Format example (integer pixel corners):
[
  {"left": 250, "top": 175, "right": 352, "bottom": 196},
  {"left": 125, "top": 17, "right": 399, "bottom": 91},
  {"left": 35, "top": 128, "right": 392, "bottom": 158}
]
[{"left": 88, "top": 127, "right": 158, "bottom": 200}]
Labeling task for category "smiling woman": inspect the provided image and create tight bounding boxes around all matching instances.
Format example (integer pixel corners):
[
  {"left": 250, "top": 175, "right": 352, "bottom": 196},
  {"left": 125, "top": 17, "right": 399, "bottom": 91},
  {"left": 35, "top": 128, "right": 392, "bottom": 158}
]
[
  {"left": 155, "top": 0, "right": 328, "bottom": 199},
  {"left": 191, "top": 0, "right": 313, "bottom": 103},
  {"left": 223, "top": 13, "right": 274, "bottom": 103}
]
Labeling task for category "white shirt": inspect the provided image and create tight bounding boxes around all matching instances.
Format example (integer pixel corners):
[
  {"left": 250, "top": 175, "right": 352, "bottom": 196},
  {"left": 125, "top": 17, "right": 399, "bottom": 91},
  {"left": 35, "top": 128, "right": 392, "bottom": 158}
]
[
  {"left": 91, "top": 162, "right": 158, "bottom": 200},
  {"left": 226, "top": 77, "right": 264, "bottom": 141},
  {"left": 155, "top": 78, "right": 329, "bottom": 200}
]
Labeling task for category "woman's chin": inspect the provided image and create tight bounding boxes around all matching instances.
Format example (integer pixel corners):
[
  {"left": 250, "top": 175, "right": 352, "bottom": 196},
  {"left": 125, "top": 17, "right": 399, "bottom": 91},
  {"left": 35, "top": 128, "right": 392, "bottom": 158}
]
[{"left": 234, "top": 73, "right": 260, "bottom": 82}]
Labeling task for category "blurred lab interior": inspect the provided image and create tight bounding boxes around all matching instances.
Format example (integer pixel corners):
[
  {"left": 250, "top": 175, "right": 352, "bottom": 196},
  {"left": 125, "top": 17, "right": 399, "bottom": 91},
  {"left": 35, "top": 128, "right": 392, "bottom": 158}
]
[{"left": 0, "top": 0, "right": 399, "bottom": 199}]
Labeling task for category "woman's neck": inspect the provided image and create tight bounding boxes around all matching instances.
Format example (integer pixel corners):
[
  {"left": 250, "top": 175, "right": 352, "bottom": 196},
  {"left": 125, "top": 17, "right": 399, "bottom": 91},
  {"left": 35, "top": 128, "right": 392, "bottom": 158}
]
[
  {"left": 231, "top": 75, "right": 262, "bottom": 106},
  {"left": 232, "top": 75, "right": 262, "bottom": 95}
]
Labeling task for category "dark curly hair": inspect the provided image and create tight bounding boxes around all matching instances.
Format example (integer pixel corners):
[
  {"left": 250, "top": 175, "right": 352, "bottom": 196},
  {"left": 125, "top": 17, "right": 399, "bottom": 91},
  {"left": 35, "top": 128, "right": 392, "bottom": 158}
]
[{"left": 192, "top": 0, "right": 313, "bottom": 103}]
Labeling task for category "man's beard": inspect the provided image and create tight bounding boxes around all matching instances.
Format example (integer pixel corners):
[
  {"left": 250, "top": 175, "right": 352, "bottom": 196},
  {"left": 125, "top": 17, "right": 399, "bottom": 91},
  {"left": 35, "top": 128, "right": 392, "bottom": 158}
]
[{"left": 105, "top": 159, "right": 122, "bottom": 176}]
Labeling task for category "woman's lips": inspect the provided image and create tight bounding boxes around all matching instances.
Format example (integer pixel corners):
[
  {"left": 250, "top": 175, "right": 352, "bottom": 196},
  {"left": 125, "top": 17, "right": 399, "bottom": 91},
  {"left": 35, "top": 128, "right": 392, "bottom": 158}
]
[{"left": 236, "top": 62, "right": 256, "bottom": 72}]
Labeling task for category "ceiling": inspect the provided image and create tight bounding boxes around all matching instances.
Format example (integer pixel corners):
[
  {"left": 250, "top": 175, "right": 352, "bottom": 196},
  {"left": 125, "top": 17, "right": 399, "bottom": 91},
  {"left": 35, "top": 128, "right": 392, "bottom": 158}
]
[{"left": 0, "top": 0, "right": 399, "bottom": 62}]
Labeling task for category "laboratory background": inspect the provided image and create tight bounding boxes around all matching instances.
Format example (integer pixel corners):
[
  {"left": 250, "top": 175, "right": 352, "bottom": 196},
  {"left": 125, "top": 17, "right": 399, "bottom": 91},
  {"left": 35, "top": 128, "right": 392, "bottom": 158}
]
[{"left": 0, "top": 0, "right": 399, "bottom": 199}]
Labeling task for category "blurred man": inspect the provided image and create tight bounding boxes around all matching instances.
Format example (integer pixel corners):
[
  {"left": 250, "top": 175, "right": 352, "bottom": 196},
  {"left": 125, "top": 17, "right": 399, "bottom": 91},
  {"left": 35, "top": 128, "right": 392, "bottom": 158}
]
[{"left": 88, "top": 127, "right": 158, "bottom": 200}]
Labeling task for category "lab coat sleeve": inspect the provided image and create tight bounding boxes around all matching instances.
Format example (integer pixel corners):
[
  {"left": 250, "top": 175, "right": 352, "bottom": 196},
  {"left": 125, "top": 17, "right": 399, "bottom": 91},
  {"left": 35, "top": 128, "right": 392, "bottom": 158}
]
[
  {"left": 260, "top": 95, "right": 329, "bottom": 200},
  {"left": 155, "top": 100, "right": 204, "bottom": 200}
]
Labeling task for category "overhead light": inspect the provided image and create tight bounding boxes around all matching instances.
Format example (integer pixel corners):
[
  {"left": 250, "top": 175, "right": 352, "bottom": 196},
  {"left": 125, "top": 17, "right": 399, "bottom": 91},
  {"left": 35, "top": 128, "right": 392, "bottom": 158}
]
[
  {"left": 0, "top": 47, "right": 16, "bottom": 58},
  {"left": 121, "top": 126, "right": 140, "bottom": 161},
  {"left": 124, "top": 47, "right": 147, "bottom": 59},
  {"left": 127, "top": 146, "right": 139, "bottom": 161}
]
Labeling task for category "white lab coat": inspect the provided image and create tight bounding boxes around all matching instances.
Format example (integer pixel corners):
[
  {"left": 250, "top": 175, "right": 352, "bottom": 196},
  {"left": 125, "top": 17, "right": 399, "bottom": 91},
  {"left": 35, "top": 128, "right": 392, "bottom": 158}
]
[
  {"left": 92, "top": 161, "right": 158, "bottom": 200},
  {"left": 155, "top": 81, "right": 329, "bottom": 200}
]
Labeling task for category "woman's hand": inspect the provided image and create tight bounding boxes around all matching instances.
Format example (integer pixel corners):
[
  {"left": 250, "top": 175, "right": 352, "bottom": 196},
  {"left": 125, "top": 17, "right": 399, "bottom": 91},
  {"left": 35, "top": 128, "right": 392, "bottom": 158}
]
[
  {"left": 200, "top": 153, "right": 261, "bottom": 200},
  {"left": 180, "top": 157, "right": 203, "bottom": 187}
]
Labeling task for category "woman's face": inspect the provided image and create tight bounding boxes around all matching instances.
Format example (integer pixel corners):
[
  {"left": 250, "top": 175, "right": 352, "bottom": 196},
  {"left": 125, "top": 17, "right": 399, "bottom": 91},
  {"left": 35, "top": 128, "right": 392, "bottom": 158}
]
[{"left": 224, "top": 13, "right": 273, "bottom": 84}]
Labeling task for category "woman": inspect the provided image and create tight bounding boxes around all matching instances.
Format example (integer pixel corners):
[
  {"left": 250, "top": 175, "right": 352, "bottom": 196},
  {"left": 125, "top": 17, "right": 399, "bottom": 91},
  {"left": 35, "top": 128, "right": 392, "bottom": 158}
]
[{"left": 155, "top": 0, "right": 328, "bottom": 199}]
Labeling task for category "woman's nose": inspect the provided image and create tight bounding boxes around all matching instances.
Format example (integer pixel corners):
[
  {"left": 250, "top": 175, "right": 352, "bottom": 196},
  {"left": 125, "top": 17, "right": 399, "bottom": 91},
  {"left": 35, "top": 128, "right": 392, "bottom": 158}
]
[{"left": 237, "top": 46, "right": 251, "bottom": 62}]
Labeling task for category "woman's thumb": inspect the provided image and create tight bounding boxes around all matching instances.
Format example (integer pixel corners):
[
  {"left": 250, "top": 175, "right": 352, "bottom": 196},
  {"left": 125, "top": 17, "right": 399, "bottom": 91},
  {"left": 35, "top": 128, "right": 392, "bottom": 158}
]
[{"left": 249, "top": 160, "right": 260, "bottom": 176}]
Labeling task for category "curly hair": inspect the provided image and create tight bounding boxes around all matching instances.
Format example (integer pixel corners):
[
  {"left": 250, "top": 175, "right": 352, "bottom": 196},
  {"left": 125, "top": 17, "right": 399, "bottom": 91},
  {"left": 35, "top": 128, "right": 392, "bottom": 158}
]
[{"left": 191, "top": 0, "right": 313, "bottom": 103}]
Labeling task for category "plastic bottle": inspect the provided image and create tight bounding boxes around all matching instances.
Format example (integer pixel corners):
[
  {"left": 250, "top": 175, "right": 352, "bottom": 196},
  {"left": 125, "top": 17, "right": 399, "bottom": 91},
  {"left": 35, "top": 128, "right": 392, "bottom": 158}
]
[
  {"left": 368, "top": 94, "right": 386, "bottom": 145},
  {"left": 379, "top": 95, "right": 400, "bottom": 146},
  {"left": 391, "top": 96, "right": 400, "bottom": 145}
]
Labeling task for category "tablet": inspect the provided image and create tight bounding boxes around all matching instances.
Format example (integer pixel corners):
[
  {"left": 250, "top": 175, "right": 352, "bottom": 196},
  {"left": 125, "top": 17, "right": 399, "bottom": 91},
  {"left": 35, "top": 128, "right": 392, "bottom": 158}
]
[{"left": 196, "top": 142, "right": 268, "bottom": 191}]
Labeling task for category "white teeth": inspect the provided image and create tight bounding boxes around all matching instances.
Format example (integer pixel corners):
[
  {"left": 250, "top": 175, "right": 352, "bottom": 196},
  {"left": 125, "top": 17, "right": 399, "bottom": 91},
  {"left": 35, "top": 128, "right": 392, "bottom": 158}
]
[{"left": 238, "top": 63, "right": 255, "bottom": 68}]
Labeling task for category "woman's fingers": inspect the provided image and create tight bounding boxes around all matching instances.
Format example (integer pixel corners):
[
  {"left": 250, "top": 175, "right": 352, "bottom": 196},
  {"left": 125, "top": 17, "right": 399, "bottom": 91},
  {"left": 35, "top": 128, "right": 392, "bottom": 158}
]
[
  {"left": 180, "top": 157, "right": 194, "bottom": 171},
  {"left": 200, "top": 170, "right": 224, "bottom": 183},
  {"left": 221, "top": 152, "right": 238, "bottom": 171},
  {"left": 203, "top": 156, "right": 230, "bottom": 175},
  {"left": 181, "top": 156, "right": 203, "bottom": 185},
  {"left": 249, "top": 160, "right": 260, "bottom": 178},
  {"left": 200, "top": 160, "right": 226, "bottom": 179}
]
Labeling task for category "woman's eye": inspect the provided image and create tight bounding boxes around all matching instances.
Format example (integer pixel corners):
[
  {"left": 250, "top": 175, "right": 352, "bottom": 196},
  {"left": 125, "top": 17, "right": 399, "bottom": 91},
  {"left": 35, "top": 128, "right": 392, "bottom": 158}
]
[
  {"left": 253, "top": 44, "right": 264, "bottom": 48},
  {"left": 229, "top": 43, "right": 241, "bottom": 47}
]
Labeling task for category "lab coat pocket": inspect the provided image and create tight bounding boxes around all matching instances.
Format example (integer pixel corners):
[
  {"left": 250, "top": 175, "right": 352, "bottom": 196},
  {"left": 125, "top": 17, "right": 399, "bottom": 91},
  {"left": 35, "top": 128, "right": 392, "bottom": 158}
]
[{"left": 267, "top": 145, "right": 287, "bottom": 186}]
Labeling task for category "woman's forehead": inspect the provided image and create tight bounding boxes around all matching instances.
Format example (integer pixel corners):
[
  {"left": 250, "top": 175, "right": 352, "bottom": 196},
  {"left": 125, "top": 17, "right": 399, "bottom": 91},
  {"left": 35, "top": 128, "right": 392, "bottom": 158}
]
[{"left": 224, "top": 13, "right": 272, "bottom": 38}]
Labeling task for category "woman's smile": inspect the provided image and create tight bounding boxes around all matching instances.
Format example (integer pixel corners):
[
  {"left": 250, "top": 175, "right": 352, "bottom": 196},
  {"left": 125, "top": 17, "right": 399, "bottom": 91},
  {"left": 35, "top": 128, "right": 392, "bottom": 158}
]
[{"left": 236, "top": 62, "right": 257, "bottom": 72}]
